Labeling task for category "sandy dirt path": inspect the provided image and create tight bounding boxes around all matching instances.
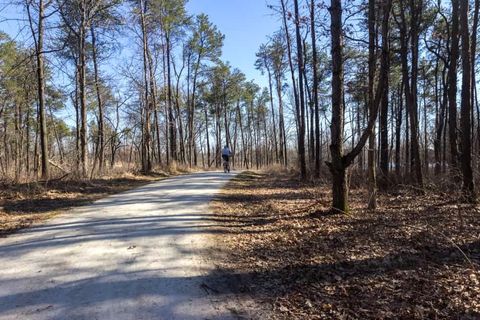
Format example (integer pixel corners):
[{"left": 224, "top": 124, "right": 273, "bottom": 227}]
[{"left": 0, "top": 171, "right": 241, "bottom": 320}]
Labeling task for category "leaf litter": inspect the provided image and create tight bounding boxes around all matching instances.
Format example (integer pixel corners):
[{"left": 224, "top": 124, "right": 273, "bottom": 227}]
[{"left": 210, "top": 171, "right": 480, "bottom": 319}]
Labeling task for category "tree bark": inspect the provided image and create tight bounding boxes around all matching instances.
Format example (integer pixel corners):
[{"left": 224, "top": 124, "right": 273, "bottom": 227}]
[
  {"left": 367, "top": 0, "right": 377, "bottom": 209},
  {"left": 310, "top": 0, "right": 321, "bottom": 177},
  {"left": 27, "top": 0, "right": 49, "bottom": 180},
  {"left": 266, "top": 62, "right": 279, "bottom": 163},
  {"left": 166, "top": 34, "right": 177, "bottom": 162},
  {"left": 395, "top": 0, "right": 423, "bottom": 187},
  {"left": 139, "top": 0, "right": 152, "bottom": 173},
  {"left": 280, "top": 0, "right": 302, "bottom": 174},
  {"left": 329, "top": 0, "right": 347, "bottom": 211},
  {"left": 293, "top": 0, "right": 307, "bottom": 178},
  {"left": 448, "top": 0, "right": 460, "bottom": 174},
  {"left": 380, "top": 39, "right": 390, "bottom": 183},
  {"left": 91, "top": 25, "right": 105, "bottom": 175},
  {"left": 328, "top": 0, "right": 391, "bottom": 212},
  {"left": 79, "top": 8, "right": 88, "bottom": 178},
  {"left": 459, "top": 0, "right": 475, "bottom": 201}
]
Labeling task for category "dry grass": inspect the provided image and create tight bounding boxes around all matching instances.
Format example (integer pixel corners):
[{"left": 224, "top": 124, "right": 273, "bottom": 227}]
[
  {"left": 0, "top": 172, "right": 167, "bottom": 235},
  {"left": 210, "top": 170, "right": 480, "bottom": 319}
]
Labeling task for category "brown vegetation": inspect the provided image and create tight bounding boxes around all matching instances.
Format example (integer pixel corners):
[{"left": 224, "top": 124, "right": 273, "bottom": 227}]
[{"left": 211, "top": 171, "right": 480, "bottom": 319}]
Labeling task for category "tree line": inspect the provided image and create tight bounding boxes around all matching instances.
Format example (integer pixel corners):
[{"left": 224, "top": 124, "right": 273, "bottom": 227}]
[
  {"left": 1, "top": 0, "right": 282, "bottom": 181},
  {"left": 1, "top": 0, "right": 479, "bottom": 212},
  {"left": 259, "top": 0, "right": 479, "bottom": 212}
]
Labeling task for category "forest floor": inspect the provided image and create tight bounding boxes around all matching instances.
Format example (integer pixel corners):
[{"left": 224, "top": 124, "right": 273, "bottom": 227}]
[
  {"left": 210, "top": 170, "right": 480, "bottom": 319},
  {"left": 0, "top": 172, "right": 168, "bottom": 235}
]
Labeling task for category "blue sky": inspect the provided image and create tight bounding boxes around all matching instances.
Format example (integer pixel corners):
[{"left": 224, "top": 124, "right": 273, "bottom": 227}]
[{"left": 187, "top": 0, "right": 279, "bottom": 87}]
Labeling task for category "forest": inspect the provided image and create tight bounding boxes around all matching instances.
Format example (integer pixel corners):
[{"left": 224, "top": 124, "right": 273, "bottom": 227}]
[
  {"left": 0, "top": 0, "right": 479, "bottom": 319},
  {"left": 2, "top": 0, "right": 480, "bottom": 211}
]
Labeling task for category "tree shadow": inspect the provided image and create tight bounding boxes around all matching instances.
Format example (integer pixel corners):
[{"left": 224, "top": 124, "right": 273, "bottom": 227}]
[
  {"left": 212, "top": 172, "right": 480, "bottom": 318},
  {"left": 0, "top": 268, "right": 254, "bottom": 319},
  {"left": 0, "top": 172, "right": 264, "bottom": 319},
  {"left": 0, "top": 236, "right": 478, "bottom": 319}
]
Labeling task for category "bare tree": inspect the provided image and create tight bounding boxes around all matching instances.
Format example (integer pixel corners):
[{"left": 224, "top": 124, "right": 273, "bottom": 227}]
[
  {"left": 328, "top": 0, "right": 391, "bottom": 212},
  {"left": 26, "top": 0, "right": 49, "bottom": 179}
]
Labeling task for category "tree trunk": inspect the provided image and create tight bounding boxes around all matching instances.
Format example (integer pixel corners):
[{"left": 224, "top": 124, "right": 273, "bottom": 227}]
[
  {"left": 395, "top": 83, "right": 403, "bottom": 177},
  {"left": 448, "top": 0, "right": 460, "bottom": 174},
  {"left": 79, "top": 13, "right": 88, "bottom": 178},
  {"left": 396, "top": 0, "right": 423, "bottom": 187},
  {"left": 189, "top": 53, "right": 201, "bottom": 166},
  {"left": 310, "top": 0, "right": 321, "bottom": 177},
  {"left": 367, "top": 0, "right": 377, "bottom": 209},
  {"left": 275, "top": 74, "right": 287, "bottom": 166},
  {"left": 204, "top": 104, "right": 211, "bottom": 167},
  {"left": 329, "top": 0, "right": 347, "bottom": 212},
  {"left": 266, "top": 63, "right": 279, "bottom": 163},
  {"left": 27, "top": 0, "right": 49, "bottom": 180},
  {"left": 280, "top": 0, "right": 300, "bottom": 171},
  {"left": 329, "top": 0, "right": 391, "bottom": 212},
  {"left": 293, "top": 0, "right": 307, "bottom": 178},
  {"left": 408, "top": 0, "right": 424, "bottom": 187},
  {"left": 91, "top": 25, "right": 105, "bottom": 175},
  {"left": 139, "top": 0, "right": 152, "bottom": 173},
  {"left": 380, "top": 39, "right": 390, "bottom": 183},
  {"left": 471, "top": 0, "right": 480, "bottom": 168},
  {"left": 422, "top": 67, "right": 428, "bottom": 176},
  {"left": 434, "top": 61, "right": 447, "bottom": 175},
  {"left": 166, "top": 34, "right": 177, "bottom": 162},
  {"left": 459, "top": 0, "right": 475, "bottom": 201}
]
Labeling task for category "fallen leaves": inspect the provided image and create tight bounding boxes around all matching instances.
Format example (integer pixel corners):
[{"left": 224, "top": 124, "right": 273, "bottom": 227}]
[{"left": 210, "top": 171, "right": 480, "bottom": 319}]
